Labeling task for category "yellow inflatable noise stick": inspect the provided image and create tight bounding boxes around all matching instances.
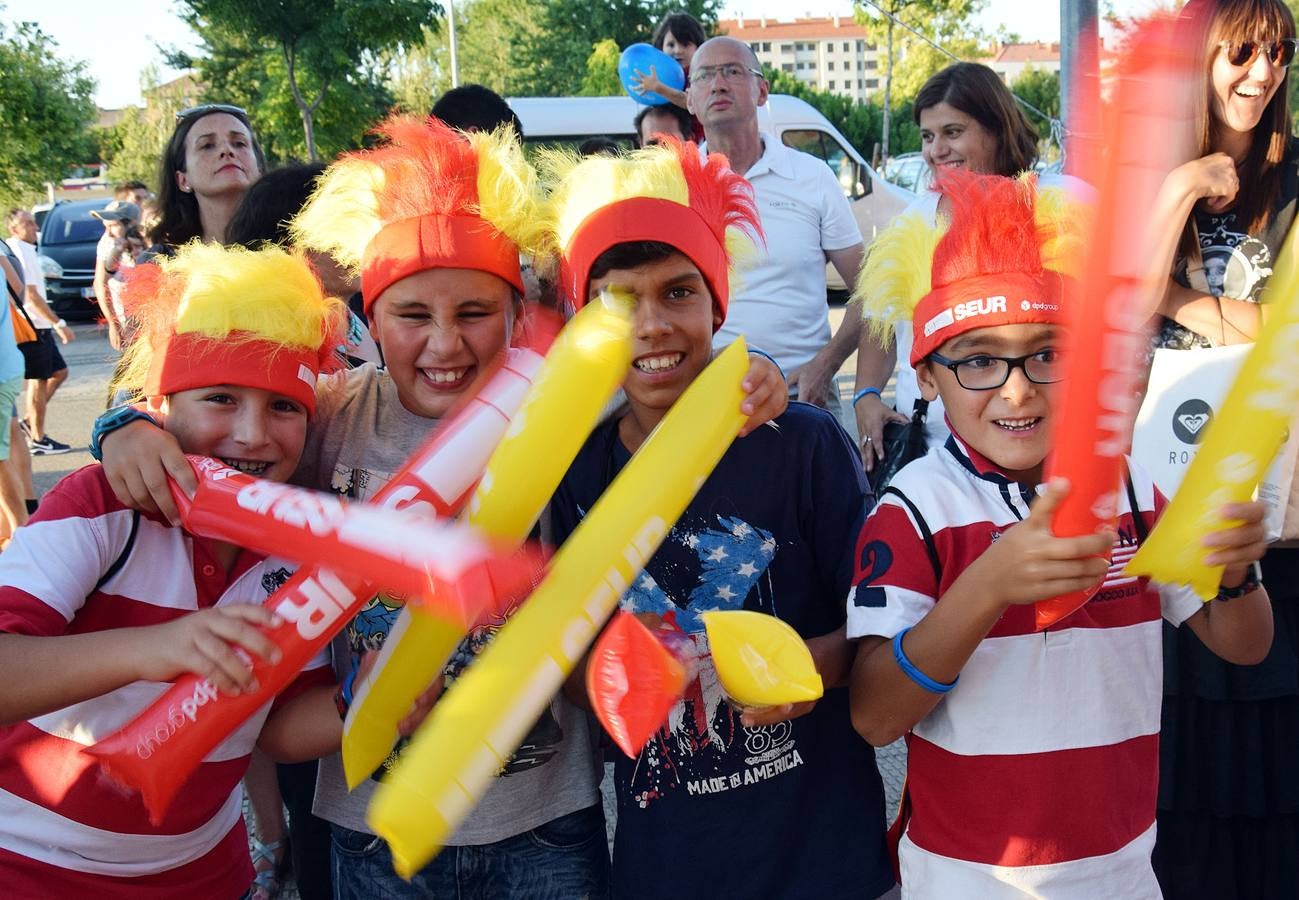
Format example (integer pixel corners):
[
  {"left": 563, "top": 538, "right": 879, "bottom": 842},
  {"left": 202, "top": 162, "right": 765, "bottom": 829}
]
[
  {"left": 702, "top": 610, "right": 824, "bottom": 708},
  {"left": 367, "top": 340, "right": 750, "bottom": 877},
  {"left": 1126, "top": 228, "right": 1299, "bottom": 598},
  {"left": 341, "top": 293, "right": 635, "bottom": 788}
]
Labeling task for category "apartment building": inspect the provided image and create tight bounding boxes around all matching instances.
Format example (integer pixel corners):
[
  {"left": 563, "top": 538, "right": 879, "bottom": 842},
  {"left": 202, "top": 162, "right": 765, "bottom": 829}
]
[
  {"left": 717, "top": 17, "right": 883, "bottom": 103},
  {"left": 985, "top": 42, "right": 1061, "bottom": 83}
]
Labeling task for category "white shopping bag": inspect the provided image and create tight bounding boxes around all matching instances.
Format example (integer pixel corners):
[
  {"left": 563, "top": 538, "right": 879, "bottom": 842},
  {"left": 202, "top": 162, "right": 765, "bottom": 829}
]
[{"left": 1131, "top": 345, "right": 1298, "bottom": 541}]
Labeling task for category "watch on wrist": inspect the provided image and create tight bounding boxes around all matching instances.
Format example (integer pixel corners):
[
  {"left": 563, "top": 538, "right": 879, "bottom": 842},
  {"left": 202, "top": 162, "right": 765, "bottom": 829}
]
[
  {"left": 89, "top": 405, "right": 160, "bottom": 462},
  {"left": 55, "top": 319, "right": 67, "bottom": 329},
  {"left": 1215, "top": 561, "right": 1263, "bottom": 602}
]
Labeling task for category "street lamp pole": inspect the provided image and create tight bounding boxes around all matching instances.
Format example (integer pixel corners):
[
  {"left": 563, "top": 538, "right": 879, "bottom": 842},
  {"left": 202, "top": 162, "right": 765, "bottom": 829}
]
[
  {"left": 1060, "top": 0, "right": 1099, "bottom": 132},
  {"left": 447, "top": 0, "right": 460, "bottom": 88}
]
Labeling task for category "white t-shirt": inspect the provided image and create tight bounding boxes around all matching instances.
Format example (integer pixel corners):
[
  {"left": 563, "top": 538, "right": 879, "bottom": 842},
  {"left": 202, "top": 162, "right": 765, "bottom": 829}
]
[
  {"left": 4, "top": 237, "right": 52, "bottom": 328},
  {"left": 887, "top": 173, "right": 1086, "bottom": 448},
  {"left": 709, "top": 136, "right": 863, "bottom": 374}
]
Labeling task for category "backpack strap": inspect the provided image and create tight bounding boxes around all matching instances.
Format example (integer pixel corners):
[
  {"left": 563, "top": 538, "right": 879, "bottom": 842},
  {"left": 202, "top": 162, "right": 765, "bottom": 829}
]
[
  {"left": 1122, "top": 459, "right": 1149, "bottom": 544},
  {"left": 93, "top": 509, "right": 140, "bottom": 593},
  {"left": 883, "top": 485, "right": 941, "bottom": 585}
]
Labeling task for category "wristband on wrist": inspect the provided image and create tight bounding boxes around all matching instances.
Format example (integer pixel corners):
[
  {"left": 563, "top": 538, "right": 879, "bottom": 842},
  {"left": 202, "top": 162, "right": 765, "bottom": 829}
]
[
  {"left": 89, "top": 405, "right": 160, "bottom": 462},
  {"left": 55, "top": 319, "right": 67, "bottom": 329},
  {"left": 746, "top": 347, "right": 785, "bottom": 381},
  {"left": 1215, "top": 561, "right": 1263, "bottom": 602},
  {"left": 852, "top": 386, "right": 882, "bottom": 407},
  {"left": 892, "top": 627, "right": 959, "bottom": 694}
]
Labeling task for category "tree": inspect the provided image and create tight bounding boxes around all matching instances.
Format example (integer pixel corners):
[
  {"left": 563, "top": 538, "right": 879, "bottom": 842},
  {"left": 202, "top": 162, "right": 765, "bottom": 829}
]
[
  {"left": 176, "top": 0, "right": 436, "bottom": 160},
  {"left": 98, "top": 66, "right": 191, "bottom": 189},
  {"left": 763, "top": 67, "right": 918, "bottom": 162},
  {"left": 580, "top": 39, "right": 623, "bottom": 96},
  {"left": 526, "top": 0, "right": 721, "bottom": 97},
  {"left": 0, "top": 15, "right": 97, "bottom": 208},
  {"left": 853, "top": 0, "right": 986, "bottom": 160}
]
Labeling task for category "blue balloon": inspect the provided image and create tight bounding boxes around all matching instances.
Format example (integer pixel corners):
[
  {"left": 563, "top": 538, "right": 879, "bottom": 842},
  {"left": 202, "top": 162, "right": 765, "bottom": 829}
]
[{"left": 619, "top": 43, "right": 685, "bottom": 106}]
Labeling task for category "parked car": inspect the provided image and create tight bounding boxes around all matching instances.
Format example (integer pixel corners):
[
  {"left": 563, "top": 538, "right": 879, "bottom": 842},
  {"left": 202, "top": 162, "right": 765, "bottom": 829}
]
[
  {"left": 508, "top": 94, "right": 914, "bottom": 294},
  {"left": 37, "top": 198, "right": 111, "bottom": 322},
  {"left": 881, "top": 152, "right": 933, "bottom": 195}
]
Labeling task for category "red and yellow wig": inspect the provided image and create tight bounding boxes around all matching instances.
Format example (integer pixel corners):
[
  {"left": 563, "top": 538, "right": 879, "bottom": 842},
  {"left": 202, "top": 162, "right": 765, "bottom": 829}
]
[
  {"left": 112, "top": 243, "right": 346, "bottom": 412},
  {"left": 291, "top": 115, "right": 548, "bottom": 317},
  {"left": 542, "top": 138, "right": 763, "bottom": 326},
  {"left": 857, "top": 169, "right": 1083, "bottom": 364}
]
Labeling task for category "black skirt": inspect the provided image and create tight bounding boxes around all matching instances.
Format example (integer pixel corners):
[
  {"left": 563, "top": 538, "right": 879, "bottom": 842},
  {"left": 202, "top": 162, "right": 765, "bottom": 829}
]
[{"left": 1154, "top": 547, "right": 1299, "bottom": 899}]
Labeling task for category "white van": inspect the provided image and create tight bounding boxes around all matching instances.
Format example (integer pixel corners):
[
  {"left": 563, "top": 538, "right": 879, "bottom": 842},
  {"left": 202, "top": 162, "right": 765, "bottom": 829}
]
[{"left": 507, "top": 95, "right": 914, "bottom": 291}]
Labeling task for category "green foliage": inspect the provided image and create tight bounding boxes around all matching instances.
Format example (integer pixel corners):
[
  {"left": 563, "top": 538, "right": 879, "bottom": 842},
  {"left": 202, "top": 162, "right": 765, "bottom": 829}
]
[
  {"left": 174, "top": 0, "right": 435, "bottom": 159},
  {"left": 1010, "top": 65, "right": 1059, "bottom": 124},
  {"left": 0, "top": 15, "right": 97, "bottom": 208},
  {"left": 580, "top": 39, "right": 624, "bottom": 96},
  {"left": 887, "top": 37, "right": 984, "bottom": 101},
  {"left": 525, "top": 0, "right": 721, "bottom": 97},
  {"left": 99, "top": 66, "right": 188, "bottom": 188},
  {"left": 763, "top": 67, "right": 919, "bottom": 161}
]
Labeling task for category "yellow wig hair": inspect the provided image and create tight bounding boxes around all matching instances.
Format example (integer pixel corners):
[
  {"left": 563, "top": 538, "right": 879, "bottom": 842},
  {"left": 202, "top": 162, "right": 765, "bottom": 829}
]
[
  {"left": 290, "top": 115, "right": 550, "bottom": 274},
  {"left": 112, "top": 242, "right": 347, "bottom": 398},
  {"left": 855, "top": 173, "right": 1084, "bottom": 345}
]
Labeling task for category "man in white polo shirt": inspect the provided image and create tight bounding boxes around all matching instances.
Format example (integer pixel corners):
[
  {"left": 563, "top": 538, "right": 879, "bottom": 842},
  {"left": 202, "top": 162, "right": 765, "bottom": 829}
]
[
  {"left": 688, "top": 36, "right": 866, "bottom": 416},
  {"left": 4, "top": 209, "right": 74, "bottom": 455}
]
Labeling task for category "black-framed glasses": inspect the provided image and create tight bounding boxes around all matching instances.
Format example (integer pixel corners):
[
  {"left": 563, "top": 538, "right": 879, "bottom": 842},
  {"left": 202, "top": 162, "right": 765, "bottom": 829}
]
[
  {"left": 1218, "top": 39, "right": 1299, "bottom": 69},
  {"left": 691, "top": 63, "right": 765, "bottom": 84},
  {"left": 928, "top": 348, "right": 1064, "bottom": 391},
  {"left": 175, "top": 103, "right": 248, "bottom": 123}
]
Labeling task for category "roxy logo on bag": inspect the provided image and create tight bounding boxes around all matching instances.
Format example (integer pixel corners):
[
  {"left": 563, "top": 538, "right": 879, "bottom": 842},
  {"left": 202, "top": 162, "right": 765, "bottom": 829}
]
[{"left": 1172, "top": 399, "right": 1213, "bottom": 445}]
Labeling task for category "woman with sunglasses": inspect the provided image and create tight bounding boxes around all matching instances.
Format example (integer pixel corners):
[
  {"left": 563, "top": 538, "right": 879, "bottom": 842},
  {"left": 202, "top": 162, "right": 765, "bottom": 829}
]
[
  {"left": 1149, "top": 2, "right": 1299, "bottom": 897},
  {"left": 150, "top": 104, "right": 267, "bottom": 252}
]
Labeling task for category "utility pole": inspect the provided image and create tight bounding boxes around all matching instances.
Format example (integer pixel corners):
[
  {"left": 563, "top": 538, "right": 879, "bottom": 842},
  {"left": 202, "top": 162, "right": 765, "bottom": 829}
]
[
  {"left": 448, "top": 0, "right": 460, "bottom": 88},
  {"left": 1060, "top": 0, "right": 1099, "bottom": 135}
]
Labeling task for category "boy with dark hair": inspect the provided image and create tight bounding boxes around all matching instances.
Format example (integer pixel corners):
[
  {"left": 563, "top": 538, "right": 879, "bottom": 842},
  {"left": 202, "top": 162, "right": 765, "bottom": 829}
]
[
  {"left": 430, "top": 84, "right": 524, "bottom": 141},
  {"left": 848, "top": 170, "right": 1274, "bottom": 898},
  {"left": 546, "top": 139, "right": 895, "bottom": 900}
]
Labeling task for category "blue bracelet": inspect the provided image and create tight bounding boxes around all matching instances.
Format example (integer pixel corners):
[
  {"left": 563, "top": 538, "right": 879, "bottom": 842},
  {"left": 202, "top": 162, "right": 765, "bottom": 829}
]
[
  {"left": 892, "top": 627, "right": 958, "bottom": 694},
  {"left": 746, "top": 347, "right": 785, "bottom": 382},
  {"left": 853, "top": 386, "right": 882, "bottom": 406}
]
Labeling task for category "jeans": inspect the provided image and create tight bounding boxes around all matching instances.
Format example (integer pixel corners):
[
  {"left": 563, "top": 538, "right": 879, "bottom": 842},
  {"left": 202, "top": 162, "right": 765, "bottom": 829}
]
[{"left": 331, "top": 803, "right": 611, "bottom": 900}]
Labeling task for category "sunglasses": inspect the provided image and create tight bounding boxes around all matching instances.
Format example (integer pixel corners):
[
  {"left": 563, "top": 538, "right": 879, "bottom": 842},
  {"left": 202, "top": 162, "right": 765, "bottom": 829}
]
[
  {"left": 1218, "top": 39, "right": 1299, "bottom": 69},
  {"left": 175, "top": 103, "right": 249, "bottom": 123}
]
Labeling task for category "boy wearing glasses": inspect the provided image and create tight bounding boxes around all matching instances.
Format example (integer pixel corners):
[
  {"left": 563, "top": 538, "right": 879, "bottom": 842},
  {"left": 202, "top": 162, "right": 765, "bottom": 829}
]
[
  {"left": 846, "top": 171, "right": 1273, "bottom": 898},
  {"left": 687, "top": 37, "right": 871, "bottom": 417}
]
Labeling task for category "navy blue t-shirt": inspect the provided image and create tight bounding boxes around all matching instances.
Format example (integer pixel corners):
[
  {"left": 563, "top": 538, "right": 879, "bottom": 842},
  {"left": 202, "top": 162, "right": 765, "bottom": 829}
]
[{"left": 551, "top": 403, "right": 893, "bottom": 900}]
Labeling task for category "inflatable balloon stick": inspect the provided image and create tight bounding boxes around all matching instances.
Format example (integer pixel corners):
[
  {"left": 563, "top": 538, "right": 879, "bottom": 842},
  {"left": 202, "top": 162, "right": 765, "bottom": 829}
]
[
  {"left": 588, "top": 612, "right": 694, "bottom": 758},
  {"left": 702, "top": 610, "right": 823, "bottom": 709},
  {"left": 341, "top": 292, "right": 635, "bottom": 787},
  {"left": 1126, "top": 231, "right": 1299, "bottom": 597},
  {"left": 84, "top": 347, "right": 549, "bottom": 823},
  {"left": 1037, "top": 15, "right": 1197, "bottom": 630},
  {"left": 171, "top": 457, "right": 541, "bottom": 627},
  {"left": 368, "top": 340, "right": 751, "bottom": 877}
]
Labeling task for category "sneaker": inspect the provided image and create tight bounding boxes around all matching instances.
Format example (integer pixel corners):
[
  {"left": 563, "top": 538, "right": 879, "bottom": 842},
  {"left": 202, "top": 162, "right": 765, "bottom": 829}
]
[{"left": 28, "top": 436, "right": 71, "bottom": 455}]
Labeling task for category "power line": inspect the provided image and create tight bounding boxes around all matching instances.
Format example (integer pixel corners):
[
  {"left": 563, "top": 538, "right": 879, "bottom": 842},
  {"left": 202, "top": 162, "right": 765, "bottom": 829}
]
[{"left": 854, "top": 0, "right": 1065, "bottom": 147}]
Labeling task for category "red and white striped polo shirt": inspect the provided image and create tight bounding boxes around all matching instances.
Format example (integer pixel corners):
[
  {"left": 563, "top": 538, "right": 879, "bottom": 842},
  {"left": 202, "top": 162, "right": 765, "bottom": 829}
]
[
  {"left": 846, "top": 435, "right": 1202, "bottom": 899},
  {"left": 0, "top": 465, "right": 330, "bottom": 899}
]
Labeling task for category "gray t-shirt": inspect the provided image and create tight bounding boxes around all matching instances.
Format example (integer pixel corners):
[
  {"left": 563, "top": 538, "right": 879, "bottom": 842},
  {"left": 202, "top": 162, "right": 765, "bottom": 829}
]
[{"left": 302, "top": 364, "right": 602, "bottom": 844}]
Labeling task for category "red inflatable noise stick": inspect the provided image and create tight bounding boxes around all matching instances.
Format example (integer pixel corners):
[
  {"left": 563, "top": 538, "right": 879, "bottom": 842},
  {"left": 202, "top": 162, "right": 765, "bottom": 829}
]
[
  {"left": 588, "top": 611, "right": 694, "bottom": 758},
  {"left": 83, "top": 341, "right": 556, "bottom": 824}
]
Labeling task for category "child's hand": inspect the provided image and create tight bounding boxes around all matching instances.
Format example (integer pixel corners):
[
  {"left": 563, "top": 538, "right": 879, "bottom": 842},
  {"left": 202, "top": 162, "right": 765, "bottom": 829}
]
[
  {"left": 398, "top": 674, "right": 444, "bottom": 737},
  {"left": 101, "top": 419, "right": 197, "bottom": 524},
  {"left": 1204, "top": 501, "right": 1268, "bottom": 586},
  {"left": 738, "top": 353, "right": 788, "bottom": 437},
  {"left": 964, "top": 478, "right": 1115, "bottom": 607},
  {"left": 142, "top": 605, "right": 284, "bottom": 695},
  {"left": 631, "top": 66, "right": 665, "bottom": 95},
  {"left": 739, "top": 699, "right": 816, "bottom": 728}
]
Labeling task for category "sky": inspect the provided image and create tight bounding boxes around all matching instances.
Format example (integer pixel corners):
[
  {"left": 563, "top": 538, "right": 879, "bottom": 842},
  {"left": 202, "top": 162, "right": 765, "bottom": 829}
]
[{"left": 1, "top": 0, "right": 1161, "bottom": 109}]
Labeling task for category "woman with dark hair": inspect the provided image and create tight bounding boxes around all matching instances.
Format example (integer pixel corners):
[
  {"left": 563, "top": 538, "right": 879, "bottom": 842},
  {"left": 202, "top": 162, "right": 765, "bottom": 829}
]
[
  {"left": 150, "top": 103, "right": 267, "bottom": 252},
  {"left": 1144, "top": 1, "right": 1299, "bottom": 896},
  {"left": 854, "top": 61, "right": 1045, "bottom": 484},
  {"left": 631, "top": 11, "right": 707, "bottom": 140}
]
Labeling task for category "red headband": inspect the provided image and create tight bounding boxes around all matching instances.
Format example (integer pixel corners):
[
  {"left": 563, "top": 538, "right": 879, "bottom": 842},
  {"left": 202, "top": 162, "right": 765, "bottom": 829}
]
[
  {"left": 145, "top": 332, "right": 322, "bottom": 412},
  {"left": 562, "top": 197, "right": 731, "bottom": 329},
  {"left": 910, "top": 271, "right": 1064, "bottom": 365},
  {"left": 360, "top": 213, "right": 524, "bottom": 317}
]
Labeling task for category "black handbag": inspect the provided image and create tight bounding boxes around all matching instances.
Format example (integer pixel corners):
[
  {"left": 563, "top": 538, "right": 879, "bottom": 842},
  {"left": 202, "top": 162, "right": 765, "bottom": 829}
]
[{"left": 867, "top": 398, "right": 930, "bottom": 494}]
